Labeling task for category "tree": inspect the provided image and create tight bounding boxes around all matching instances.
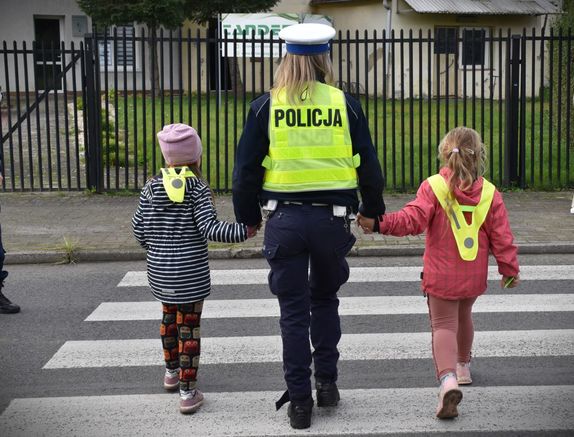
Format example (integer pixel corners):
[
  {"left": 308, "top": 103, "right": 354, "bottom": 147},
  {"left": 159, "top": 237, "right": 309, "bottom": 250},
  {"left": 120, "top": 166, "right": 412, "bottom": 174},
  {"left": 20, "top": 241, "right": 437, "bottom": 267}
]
[
  {"left": 77, "top": 0, "right": 279, "bottom": 94},
  {"left": 183, "top": 1, "right": 281, "bottom": 24},
  {"left": 77, "top": 0, "right": 188, "bottom": 29},
  {"left": 549, "top": 0, "right": 573, "bottom": 147}
]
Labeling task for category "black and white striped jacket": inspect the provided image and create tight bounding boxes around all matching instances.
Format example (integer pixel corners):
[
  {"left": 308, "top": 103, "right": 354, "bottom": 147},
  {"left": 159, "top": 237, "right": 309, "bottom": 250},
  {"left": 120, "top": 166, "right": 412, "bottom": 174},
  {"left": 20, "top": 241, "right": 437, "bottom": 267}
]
[{"left": 132, "top": 174, "right": 247, "bottom": 304}]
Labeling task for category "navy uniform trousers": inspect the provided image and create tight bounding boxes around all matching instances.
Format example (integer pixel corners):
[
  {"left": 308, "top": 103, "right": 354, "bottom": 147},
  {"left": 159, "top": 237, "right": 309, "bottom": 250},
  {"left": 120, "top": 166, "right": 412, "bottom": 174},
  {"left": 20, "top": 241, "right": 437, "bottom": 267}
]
[
  {"left": 0, "top": 224, "right": 7, "bottom": 284},
  {"left": 262, "top": 203, "right": 356, "bottom": 401}
]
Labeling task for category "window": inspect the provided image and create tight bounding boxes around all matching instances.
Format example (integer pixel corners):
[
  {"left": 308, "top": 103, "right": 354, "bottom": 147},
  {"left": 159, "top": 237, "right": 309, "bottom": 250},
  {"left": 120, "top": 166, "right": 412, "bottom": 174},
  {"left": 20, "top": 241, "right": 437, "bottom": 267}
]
[
  {"left": 434, "top": 27, "right": 457, "bottom": 54},
  {"left": 97, "top": 25, "right": 135, "bottom": 70},
  {"left": 461, "top": 28, "right": 487, "bottom": 67},
  {"left": 434, "top": 27, "right": 489, "bottom": 68}
]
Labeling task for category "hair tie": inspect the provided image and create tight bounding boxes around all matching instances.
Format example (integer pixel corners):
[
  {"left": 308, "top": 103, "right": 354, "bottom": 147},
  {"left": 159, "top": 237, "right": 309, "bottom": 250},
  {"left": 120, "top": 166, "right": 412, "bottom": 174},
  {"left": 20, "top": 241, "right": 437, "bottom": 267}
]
[{"left": 451, "top": 148, "right": 459, "bottom": 153}]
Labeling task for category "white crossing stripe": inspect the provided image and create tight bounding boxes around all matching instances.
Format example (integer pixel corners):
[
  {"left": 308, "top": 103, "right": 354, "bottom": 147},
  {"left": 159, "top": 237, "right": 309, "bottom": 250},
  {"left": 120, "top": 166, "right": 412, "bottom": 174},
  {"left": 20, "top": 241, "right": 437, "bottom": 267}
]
[
  {"left": 117, "top": 264, "right": 574, "bottom": 287},
  {"left": 1, "top": 386, "right": 573, "bottom": 436},
  {"left": 85, "top": 293, "right": 574, "bottom": 321},
  {"left": 43, "top": 329, "right": 574, "bottom": 369}
]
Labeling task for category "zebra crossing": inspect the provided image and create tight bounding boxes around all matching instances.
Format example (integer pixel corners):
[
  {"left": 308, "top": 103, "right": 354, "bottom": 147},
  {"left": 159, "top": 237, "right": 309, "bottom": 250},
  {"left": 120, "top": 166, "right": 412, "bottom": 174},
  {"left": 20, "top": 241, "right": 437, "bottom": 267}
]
[{"left": 1, "top": 264, "right": 574, "bottom": 436}]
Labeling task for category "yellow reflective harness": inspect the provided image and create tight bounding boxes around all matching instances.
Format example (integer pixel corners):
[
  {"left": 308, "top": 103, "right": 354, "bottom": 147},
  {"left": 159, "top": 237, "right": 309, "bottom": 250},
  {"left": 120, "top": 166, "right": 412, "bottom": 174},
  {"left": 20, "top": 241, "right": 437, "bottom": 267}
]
[
  {"left": 427, "top": 174, "right": 495, "bottom": 261},
  {"left": 160, "top": 167, "right": 196, "bottom": 203},
  {"left": 262, "top": 82, "right": 360, "bottom": 193}
]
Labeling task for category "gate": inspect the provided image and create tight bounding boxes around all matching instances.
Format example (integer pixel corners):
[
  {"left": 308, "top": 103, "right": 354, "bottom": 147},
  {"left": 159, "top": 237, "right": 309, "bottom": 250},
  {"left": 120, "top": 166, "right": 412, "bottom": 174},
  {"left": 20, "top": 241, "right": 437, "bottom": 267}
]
[{"left": 1, "top": 41, "right": 87, "bottom": 191}]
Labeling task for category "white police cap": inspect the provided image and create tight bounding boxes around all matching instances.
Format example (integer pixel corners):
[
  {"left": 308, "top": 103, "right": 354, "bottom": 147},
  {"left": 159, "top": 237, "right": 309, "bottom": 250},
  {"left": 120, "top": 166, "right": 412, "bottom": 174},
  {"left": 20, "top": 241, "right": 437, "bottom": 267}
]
[{"left": 279, "top": 23, "right": 336, "bottom": 55}]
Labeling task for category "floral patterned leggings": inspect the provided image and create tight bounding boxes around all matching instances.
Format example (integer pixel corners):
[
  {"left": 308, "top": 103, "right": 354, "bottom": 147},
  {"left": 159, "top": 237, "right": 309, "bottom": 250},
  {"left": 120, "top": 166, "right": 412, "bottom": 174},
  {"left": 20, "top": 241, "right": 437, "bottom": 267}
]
[{"left": 160, "top": 301, "right": 203, "bottom": 391}]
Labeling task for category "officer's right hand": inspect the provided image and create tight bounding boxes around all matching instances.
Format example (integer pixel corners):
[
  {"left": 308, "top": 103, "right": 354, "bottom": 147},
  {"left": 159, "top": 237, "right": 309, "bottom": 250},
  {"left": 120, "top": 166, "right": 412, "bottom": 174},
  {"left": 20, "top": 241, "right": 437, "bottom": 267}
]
[{"left": 247, "top": 222, "right": 262, "bottom": 238}]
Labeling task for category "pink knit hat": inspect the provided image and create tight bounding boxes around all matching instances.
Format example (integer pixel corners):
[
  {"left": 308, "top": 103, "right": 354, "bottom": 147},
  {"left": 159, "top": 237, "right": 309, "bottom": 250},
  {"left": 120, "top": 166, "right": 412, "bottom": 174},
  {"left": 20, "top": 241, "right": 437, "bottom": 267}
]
[{"left": 157, "top": 123, "right": 202, "bottom": 166}]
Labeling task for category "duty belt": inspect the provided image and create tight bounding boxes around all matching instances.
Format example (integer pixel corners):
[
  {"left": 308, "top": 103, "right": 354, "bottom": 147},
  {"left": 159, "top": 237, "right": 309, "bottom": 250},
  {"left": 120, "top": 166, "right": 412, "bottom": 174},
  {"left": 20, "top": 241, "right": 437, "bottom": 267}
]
[
  {"left": 281, "top": 201, "right": 330, "bottom": 207},
  {"left": 263, "top": 200, "right": 347, "bottom": 217}
]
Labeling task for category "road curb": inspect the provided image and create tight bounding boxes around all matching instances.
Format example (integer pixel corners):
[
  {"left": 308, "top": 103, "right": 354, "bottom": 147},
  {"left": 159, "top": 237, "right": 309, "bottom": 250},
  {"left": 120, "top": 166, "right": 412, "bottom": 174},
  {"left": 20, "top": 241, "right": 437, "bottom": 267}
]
[{"left": 4, "top": 242, "right": 574, "bottom": 265}]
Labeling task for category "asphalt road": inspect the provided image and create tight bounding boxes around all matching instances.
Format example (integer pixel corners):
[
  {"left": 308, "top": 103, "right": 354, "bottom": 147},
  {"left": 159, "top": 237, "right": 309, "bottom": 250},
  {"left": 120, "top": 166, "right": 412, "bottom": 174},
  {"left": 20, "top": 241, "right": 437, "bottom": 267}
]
[{"left": 0, "top": 254, "right": 573, "bottom": 436}]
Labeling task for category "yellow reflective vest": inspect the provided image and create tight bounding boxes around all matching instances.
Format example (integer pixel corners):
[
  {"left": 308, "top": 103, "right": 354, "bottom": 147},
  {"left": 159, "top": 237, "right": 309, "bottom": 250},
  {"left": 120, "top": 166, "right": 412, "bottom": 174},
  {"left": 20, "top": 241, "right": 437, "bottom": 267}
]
[
  {"left": 262, "top": 82, "right": 360, "bottom": 192},
  {"left": 161, "top": 167, "right": 196, "bottom": 203},
  {"left": 427, "top": 174, "right": 495, "bottom": 261}
]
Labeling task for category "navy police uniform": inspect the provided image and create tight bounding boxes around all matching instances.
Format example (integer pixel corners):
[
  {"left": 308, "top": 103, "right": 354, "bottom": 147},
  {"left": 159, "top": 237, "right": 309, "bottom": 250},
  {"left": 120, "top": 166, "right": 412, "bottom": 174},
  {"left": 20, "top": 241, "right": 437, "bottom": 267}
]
[{"left": 232, "top": 24, "right": 385, "bottom": 412}]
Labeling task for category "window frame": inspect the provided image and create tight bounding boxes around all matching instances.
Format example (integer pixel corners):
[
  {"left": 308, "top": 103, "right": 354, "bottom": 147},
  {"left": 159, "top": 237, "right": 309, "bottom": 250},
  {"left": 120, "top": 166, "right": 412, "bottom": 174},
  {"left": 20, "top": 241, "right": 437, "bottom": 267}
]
[
  {"left": 97, "top": 24, "right": 138, "bottom": 72},
  {"left": 434, "top": 26, "right": 458, "bottom": 55},
  {"left": 459, "top": 27, "right": 490, "bottom": 69}
]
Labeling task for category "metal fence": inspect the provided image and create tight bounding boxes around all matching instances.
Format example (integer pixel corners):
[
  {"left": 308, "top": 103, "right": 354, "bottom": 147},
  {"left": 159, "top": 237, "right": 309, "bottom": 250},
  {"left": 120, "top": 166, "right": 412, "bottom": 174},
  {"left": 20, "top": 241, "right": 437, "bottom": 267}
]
[
  {"left": 1, "top": 40, "right": 87, "bottom": 191},
  {"left": 1, "top": 28, "right": 572, "bottom": 192}
]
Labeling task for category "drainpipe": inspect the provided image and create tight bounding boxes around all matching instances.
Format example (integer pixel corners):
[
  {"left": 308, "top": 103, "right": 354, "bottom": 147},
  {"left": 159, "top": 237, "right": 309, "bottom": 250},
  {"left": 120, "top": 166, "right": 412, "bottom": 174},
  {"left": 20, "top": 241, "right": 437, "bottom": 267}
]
[{"left": 383, "top": 0, "right": 393, "bottom": 91}]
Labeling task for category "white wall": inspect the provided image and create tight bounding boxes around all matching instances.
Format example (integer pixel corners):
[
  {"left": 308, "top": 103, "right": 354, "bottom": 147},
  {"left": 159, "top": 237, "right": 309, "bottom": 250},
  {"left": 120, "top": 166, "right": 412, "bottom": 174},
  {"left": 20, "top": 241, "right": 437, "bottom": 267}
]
[
  {"left": 0, "top": 0, "right": 89, "bottom": 45},
  {"left": 0, "top": 0, "right": 91, "bottom": 93}
]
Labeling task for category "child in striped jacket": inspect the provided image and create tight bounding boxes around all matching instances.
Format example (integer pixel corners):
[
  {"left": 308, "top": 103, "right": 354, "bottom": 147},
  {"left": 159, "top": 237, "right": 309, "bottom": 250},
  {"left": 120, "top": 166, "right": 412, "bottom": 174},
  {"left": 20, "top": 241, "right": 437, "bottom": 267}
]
[
  {"left": 132, "top": 123, "right": 253, "bottom": 414},
  {"left": 357, "top": 127, "right": 520, "bottom": 419}
]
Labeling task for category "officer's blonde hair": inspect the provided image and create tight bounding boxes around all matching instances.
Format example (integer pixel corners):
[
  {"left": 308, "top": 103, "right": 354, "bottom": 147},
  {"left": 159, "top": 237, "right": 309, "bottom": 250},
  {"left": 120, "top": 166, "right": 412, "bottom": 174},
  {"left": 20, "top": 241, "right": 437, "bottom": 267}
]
[
  {"left": 438, "top": 127, "right": 487, "bottom": 216},
  {"left": 272, "top": 52, "right": 334, "bottom": 104}
]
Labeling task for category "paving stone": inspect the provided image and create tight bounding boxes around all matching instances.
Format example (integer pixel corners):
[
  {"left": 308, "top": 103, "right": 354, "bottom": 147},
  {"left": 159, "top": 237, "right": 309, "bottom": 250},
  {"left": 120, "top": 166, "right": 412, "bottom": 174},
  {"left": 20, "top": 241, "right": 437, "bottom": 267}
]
[{"left": 1, "top": 190, "right": 573, "bottom": 262}]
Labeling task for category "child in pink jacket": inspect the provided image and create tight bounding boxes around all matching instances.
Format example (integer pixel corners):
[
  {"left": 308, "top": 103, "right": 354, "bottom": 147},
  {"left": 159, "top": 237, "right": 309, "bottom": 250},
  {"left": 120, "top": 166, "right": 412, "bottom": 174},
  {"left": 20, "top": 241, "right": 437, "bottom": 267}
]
[{"left": 357, "top": 127, "right": 520, "bottom": 419}]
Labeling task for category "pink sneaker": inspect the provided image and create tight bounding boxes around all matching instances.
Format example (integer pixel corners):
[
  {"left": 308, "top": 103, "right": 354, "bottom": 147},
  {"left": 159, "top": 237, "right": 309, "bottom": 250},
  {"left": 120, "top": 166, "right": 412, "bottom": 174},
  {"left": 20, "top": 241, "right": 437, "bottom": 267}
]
[
  {"left": 163, "top": 368, "right": 179, "bottom": 391},
  {"left": 180, "top": 389, "right": 204, "bottom": 414},
  {"left": 456, "top": 362, "right": 472, "bottom": 385},
  {"left": 436, "top": 374, "right": 463, "bottom": 419}
]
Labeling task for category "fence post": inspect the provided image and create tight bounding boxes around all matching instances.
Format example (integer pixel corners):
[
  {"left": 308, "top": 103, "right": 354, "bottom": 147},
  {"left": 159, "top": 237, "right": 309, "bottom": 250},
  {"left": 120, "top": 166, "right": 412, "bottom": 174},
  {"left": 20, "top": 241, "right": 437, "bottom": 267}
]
[
  {"left": 83, "top": 34, "right": 103, "bottom": 193},
  {"left": 505, "top": 34, "right": 521, "bottom": 186}
]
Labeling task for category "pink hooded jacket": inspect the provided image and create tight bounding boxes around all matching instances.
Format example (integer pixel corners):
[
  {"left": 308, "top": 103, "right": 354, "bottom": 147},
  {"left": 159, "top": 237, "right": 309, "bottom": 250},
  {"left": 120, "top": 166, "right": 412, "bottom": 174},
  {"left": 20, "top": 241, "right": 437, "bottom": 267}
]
[{"left": 378, "top": 167, "right": 519, "bottom": 300}]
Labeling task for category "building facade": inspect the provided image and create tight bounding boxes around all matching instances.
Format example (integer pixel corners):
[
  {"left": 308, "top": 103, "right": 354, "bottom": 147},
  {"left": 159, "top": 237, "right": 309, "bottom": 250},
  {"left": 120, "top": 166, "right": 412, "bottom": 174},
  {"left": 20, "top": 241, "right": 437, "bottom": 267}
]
[{"left": 0, "top": 0, "right": 563, "bottom": 97}]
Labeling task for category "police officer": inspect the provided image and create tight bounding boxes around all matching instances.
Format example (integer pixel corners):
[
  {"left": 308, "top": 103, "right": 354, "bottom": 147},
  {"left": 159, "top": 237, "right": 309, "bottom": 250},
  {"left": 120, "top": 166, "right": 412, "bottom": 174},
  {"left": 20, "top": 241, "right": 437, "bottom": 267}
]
[{"left": 232, "top": 23, "right": 385, "bottom": 429}]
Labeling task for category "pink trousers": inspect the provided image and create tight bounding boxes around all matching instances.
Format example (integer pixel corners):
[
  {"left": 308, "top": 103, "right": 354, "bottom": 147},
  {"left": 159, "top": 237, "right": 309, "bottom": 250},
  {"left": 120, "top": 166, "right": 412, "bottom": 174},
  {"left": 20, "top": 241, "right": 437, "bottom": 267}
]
[{"left": 427, "top": 294, "right": 478, "bottom": 380}]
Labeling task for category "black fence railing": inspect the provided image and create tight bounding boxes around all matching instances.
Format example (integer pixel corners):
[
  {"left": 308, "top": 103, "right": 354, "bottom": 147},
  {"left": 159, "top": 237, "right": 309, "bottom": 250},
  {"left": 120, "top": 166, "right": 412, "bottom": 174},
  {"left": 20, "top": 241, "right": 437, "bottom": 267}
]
[
  {"left": 1, "top": 41, "right": 87, "bottom": 191},
  {"left": 1, "top": 28, "right": 572, "bottom": 192}
]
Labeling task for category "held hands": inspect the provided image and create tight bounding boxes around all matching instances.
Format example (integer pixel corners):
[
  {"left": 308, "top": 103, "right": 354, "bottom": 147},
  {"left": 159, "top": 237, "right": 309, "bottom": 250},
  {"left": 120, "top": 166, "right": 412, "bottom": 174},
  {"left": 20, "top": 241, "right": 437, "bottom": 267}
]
[
  {"left": 501, "top": 275, "right": 520, "bottom": 289},
  {"left": 356, "top": 212, "right": 375, "bottom": 234},
  {"left": 246, "top": 222, "right": 262, "bottom": 238}
]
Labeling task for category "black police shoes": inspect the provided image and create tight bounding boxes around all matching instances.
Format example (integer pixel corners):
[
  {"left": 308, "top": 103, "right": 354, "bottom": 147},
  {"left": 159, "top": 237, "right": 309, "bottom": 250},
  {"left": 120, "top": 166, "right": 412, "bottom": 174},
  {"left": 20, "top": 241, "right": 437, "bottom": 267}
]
[
  {"left": 287, "top": 397, "right": 313, "bottom": 429},
  {"left": 0, "top": 289, "right": 20, "bottom": 314},
  {"left": 316, "top": 381, "right": 340, "bottom": 407}
]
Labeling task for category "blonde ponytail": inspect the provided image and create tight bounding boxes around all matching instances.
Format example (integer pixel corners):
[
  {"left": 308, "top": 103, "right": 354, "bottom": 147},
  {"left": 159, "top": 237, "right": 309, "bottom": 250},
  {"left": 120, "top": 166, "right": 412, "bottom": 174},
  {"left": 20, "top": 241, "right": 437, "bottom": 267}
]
[
  {"left": 437, "top": 127, "right": 487, "bottom": 216},
  {"left": 271, "top": 53, "right": 334, "bottom": 104}
]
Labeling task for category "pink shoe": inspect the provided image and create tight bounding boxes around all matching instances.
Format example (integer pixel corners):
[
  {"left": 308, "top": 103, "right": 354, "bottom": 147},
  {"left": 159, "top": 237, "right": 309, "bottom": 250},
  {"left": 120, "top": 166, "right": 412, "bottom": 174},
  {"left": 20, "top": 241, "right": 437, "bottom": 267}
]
[
  {"left": 456, "top": 362, "right": 472, "bottom": 385},
  {"left": 163, "top": 368, "right": 179, "bottom": 391},
  {"left": 436, "top": 374, "right": 463, "bottom": 419},
  {"left": 180, "top": 389, "right": 204, "bottom": 414}
]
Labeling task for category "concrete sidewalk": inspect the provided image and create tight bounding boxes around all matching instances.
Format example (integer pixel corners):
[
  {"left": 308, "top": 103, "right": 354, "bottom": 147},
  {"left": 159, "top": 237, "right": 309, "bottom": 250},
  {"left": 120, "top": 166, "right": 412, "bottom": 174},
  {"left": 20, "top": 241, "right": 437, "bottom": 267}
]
[{"left": 1, "top": 190, "right": 574, "bottom": 264}]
